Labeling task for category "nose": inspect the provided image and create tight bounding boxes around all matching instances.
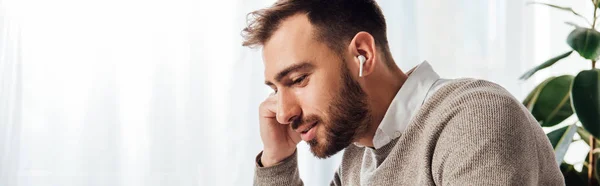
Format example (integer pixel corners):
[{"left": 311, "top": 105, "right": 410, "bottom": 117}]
[{"left": 276, "top": 90, "right": 301, "bottom": 125}]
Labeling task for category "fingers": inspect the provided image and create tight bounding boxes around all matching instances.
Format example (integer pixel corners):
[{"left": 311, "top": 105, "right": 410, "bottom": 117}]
[
  {"left": 288, "top": 126, "right": 301, "bottom": 143},
  {"left": 259, "top": 95, "right": 278, "bottom": 118}
]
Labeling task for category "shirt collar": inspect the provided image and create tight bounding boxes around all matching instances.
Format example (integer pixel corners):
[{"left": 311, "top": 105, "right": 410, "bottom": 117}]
[{"left": 356, "top": 61, "right": 441, "bottom": 149}]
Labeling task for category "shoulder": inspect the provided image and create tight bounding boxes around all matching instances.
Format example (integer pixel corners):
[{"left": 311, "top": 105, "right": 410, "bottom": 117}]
[
  {"left": 426, "top": 78, "right": 526, "bottom": 120},
  {"left": 420, "top": 78, "right": 541, "bottom": 144},
  {"left": 434, "top": 78, "right": 516, "bottom": 104},
  {"left": 425, "top": 78, "right": 545, "bottom": 156},
  {"left": 425, "top": 80, "right": 562, "bottom": 185}
]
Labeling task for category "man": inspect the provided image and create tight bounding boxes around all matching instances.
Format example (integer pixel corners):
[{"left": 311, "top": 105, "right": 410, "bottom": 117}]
[{"left": 241, "top": 0, "right": 564, "bottom": 185}]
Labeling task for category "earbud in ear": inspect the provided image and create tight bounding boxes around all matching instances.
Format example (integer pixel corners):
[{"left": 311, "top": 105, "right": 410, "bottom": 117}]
[{"left": 358, "top": 55, "right": 366, "bottom": 77}]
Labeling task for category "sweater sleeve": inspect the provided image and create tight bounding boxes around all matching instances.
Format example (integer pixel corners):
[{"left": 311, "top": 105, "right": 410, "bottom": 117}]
[
  {"left": 433, "top": 81, "right": 564, "bottom": 186},
  {"left": 253, "top": 150, "right": 303, "bottom": 186}
]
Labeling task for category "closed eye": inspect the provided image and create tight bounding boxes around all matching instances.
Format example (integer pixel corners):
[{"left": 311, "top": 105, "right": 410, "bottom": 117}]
[{"left": 292, "top": 75, "right": 307, "bottom": 85}]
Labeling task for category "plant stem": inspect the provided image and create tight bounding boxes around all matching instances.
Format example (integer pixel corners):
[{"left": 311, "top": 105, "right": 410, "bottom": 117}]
[
  {"left": 590, "top": 136, "right": 597, "bottom": 186},
  {"left": 594, "top": 1, "right": 598, "bottom": 29},
  {"left": 593, "top": 3, "right": 598, "bottom": 70}
]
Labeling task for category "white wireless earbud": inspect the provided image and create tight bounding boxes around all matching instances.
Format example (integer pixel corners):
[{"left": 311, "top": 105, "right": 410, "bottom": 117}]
[{"left": 358, "top": 55, "right": 366, "bottom": 77}]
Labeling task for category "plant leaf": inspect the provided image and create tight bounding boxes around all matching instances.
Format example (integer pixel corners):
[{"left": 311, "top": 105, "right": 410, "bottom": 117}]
[
  {"left": 567, "top": 28, "right": 600, "bottom": 60},
  {"left": 520, "top": 51, "right": 573, "bottom": 80},
  {"left": 577, "top": 126, "right": 600, "bottom": 148},
  {"left": 547, "top": 125, "right": 570, "bottom": 148},
  {"left": 523, "top": 77, "right": 554, "bottom": 111},
  {"left": 554, "top": 124, "right": 578, "bottom": 165},
  {"left": 527, "top": 75, "right": 575, "bottom": 127},
  {"left": 571, "top": 69, "right": 600, "bottom": 138},
  {"left": 528, "top": 2, "right": 591, "bottom": 25},
  {"left": 565, "top": 21, "right": 581, "bottom": 28}
]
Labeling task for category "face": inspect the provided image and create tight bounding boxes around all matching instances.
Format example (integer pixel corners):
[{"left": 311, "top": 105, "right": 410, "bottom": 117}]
[{"left": 263, "top": 14, "right": 372, "bottom": 158}]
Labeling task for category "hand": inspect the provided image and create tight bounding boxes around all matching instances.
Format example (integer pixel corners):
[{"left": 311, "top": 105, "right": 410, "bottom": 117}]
[{"left": 258, "top": 94, "right": 301, "bottom": 167}]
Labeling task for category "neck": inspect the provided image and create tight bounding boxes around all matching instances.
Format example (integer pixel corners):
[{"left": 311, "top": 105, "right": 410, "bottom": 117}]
[{"left": 355, "top": 62, "right": 407, "bottom": 148}]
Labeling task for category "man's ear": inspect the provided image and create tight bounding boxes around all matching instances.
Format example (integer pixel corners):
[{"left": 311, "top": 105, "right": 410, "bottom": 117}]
[{"left": 348, "top": 31, "right": 377, "bottom": 78}]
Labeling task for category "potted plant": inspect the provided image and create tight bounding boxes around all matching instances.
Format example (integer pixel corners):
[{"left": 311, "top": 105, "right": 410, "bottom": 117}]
[{"left": 522, "top": 1, "right": 600, "bottom": 185}]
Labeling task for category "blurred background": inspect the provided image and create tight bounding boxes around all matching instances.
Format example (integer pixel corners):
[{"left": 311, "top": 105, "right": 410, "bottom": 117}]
[{"left": 0, "top": 0, "right": 593, "bottom": 185}]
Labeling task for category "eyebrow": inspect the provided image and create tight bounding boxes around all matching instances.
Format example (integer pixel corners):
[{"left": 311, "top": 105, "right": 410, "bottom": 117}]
[{"left": 265, "top": 62, "right": 314, "bottom": 86}]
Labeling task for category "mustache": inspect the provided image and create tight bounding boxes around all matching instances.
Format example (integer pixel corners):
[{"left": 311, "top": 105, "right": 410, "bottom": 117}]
[{"left": 291, "top": 115, "right": 321, "bottom": 130}]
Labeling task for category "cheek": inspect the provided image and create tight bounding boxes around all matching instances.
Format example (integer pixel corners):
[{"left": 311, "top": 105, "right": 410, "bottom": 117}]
[
  {"left": 316, "top": 125, "right": 326, "bottom": 141},
  {"left": 297, "top": 79, "right": 336, "bottom": 116}
]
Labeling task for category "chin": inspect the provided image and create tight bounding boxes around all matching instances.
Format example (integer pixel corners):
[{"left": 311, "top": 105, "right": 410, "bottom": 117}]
[{"left": 307, "top": 137, "right": 347, "bottom": 159}]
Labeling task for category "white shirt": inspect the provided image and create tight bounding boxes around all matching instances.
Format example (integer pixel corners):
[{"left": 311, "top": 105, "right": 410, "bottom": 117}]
[{"left": 356, "top": 61, "right": 449, "bottom": 149}]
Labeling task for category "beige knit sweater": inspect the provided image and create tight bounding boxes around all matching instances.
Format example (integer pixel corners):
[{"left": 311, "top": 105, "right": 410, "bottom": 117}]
[{"left": 254, "top": 79, "right": 564, "bottom": 186}]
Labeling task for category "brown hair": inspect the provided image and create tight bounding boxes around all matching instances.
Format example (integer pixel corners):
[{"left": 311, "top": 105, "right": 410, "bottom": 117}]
[{"left": 241, "top": 0, "right": 393, "bottom": 66}]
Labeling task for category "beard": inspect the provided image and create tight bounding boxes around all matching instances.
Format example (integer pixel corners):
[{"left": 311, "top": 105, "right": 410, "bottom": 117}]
[{"left": 292, "top": 59, "right": 372, "bottom": 159}]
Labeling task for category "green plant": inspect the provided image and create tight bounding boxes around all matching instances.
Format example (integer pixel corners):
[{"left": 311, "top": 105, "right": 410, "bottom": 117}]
[{"left": 522, "top": 1, "right": 600, "bottom": 185}]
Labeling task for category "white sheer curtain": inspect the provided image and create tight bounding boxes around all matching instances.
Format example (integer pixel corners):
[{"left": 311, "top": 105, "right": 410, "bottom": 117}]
[{"left": 0, "top": 0, "right": 583, "bottom": 185}]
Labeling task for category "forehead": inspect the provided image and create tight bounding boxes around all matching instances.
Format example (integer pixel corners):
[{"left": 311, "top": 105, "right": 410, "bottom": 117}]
[{"left": 262, "top": 14, "right": 325, "bottom": 79}]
